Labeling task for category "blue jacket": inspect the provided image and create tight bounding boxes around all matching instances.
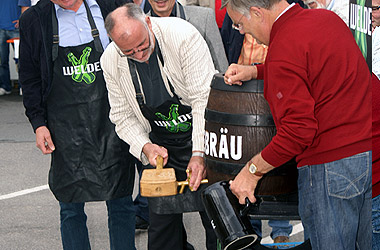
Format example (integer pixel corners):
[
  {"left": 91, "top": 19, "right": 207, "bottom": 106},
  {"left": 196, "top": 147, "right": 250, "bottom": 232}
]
[{"left": 220, "top": 14, "right": 243, "bottom": 64}]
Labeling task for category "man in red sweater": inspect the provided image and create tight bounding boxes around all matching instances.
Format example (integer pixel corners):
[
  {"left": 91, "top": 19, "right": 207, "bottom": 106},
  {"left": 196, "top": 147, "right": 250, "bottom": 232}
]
[{"left": 222, "top": 0, "right": 372, "bottom": 249}]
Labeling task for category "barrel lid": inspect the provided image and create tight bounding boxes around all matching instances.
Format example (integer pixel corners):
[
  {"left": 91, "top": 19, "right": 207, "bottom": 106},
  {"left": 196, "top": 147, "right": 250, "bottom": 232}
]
[{"left": 210, "top": 73, "right": 264, "bottom": 93}]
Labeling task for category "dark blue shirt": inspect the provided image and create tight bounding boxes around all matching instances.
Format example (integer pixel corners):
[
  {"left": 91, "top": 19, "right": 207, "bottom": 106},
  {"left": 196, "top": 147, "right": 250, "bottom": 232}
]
[
  {"left": 0, "top": 0, "right": 21, "bottom": 30},
  {"left": 135, "top": 49, "right": 172, "bottom": 108},
  {"left": 18, "top": 0, "right": 31, "bottom": 7}
]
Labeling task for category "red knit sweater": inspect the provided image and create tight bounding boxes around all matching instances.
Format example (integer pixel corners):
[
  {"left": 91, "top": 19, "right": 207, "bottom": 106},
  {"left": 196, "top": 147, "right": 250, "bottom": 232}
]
[
  {"left": 260, "top": 5, "right": 371, "bottom": 167},
  {"left": 373, "top": 74, "right": 380, "bottom": 198}
]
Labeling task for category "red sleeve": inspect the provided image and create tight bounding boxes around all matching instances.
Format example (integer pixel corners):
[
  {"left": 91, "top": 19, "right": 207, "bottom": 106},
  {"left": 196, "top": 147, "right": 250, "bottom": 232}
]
[
  {"left": 261, "top": 61, "right": 318, "bottom": 167},
  {"left": 256, "top": 64, "right": 265, "bottom": 80}
]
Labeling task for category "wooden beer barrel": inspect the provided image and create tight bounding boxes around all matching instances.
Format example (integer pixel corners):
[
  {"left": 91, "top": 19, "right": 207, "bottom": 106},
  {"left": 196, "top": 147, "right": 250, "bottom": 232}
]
[{"left": 204, "top": 73, "right": 298, "bottom": 197}]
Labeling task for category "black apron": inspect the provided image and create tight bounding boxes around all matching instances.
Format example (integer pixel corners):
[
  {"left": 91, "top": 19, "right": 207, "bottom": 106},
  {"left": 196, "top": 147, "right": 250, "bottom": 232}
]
[
  {"left": 128, "top": 43, "right": 206, "bottom": 214},
  {"left": 46, "top": 1, "right": 135, "bottom": 203}
]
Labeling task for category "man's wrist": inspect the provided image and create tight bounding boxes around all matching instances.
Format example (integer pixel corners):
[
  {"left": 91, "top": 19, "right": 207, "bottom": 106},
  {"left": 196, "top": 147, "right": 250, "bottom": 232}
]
[
  {"left": 247, "top": 162, "right": 265, "bottom": 177},
  {"left": 192, "top": 151, "right": 204, "bottom": 157},
  {"left": 251, "top": 65, "right": 258, "bottom": 79}
]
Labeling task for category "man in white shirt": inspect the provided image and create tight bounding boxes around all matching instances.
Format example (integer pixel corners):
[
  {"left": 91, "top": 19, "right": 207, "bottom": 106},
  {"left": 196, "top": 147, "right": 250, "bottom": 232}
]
[{"left": 101, "top": 3, "right": 218, "bottom": 249}]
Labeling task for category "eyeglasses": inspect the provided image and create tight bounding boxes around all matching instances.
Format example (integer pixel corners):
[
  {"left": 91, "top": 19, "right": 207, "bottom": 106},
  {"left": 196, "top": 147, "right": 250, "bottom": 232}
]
[
  {"left": 114, "top": 28, "right": 151, "bottom": 58},
  {"left": 372, "top": 5, "right": 380, "bottom": 10},
  {"left": 232, "top": 13, "right": 244, "bottom": 31}
]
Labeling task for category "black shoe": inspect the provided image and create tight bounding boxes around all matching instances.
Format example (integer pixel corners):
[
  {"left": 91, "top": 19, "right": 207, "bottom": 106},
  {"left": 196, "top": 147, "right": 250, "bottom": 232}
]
[{"left": 135, "top": 216, "right": 149, "bottom": 230}]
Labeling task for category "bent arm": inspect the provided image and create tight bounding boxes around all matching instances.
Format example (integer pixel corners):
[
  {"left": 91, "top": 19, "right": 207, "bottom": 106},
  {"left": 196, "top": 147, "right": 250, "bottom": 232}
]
[{"left": 101, "top": 47, "right": 151, "bottom": 165}]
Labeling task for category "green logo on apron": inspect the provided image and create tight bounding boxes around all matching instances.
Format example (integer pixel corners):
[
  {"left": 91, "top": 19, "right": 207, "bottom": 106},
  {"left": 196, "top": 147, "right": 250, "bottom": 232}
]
[
  {"left": 155, "top": 104, "right": 191, "bottom": 133},
  {"left": 67, "top": 47, "right": 96, "bottom": 84}
]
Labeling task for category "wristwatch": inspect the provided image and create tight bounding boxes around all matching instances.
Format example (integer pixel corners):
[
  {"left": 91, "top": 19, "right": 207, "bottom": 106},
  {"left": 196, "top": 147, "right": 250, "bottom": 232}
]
[{"left": 248, "top": 163, "right": 264, "bottom": 177}]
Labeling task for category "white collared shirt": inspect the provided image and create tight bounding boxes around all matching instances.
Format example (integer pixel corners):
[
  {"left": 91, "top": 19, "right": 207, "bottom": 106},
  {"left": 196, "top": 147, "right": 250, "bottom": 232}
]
[{"left": 54, "top": 0, "right": 109, "bottom": 49}]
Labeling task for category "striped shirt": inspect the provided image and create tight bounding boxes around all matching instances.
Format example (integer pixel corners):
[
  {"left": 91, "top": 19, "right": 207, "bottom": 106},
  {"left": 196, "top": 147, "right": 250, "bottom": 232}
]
[{"left": 237, "top": 34, "right": 268, "bottom": 65}]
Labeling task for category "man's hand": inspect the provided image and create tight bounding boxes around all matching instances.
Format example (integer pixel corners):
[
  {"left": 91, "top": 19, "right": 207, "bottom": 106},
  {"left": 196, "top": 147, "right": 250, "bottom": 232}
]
[
  {"left": 230, "top": 153, "right": 275, "bottom": 204},
  {"left": 35, "top": 126, "right": 55, "bottom": 154},
  {"left": 187, "top": 156, "right": 206, "bottom": 191},
  {"left": 142, "top": 143, "right": 168, "bottom": 167},
  {"left": 224, "top": 64, "right": 258, "bottom": 86},
  {"left": 12, "top": 20, "right": 19, "bottom": 29},
  {"left": 229, "top": 162, "right": 260, "bottom": 204}
]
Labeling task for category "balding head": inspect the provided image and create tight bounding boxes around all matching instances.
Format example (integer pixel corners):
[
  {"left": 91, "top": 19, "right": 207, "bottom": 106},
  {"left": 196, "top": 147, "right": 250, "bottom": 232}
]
[
  {"left": 105, "top": 3, "right": 147, "bottom": 40},
  {"left": 105, "top": 3, "right": 155, "bottom": 63}
]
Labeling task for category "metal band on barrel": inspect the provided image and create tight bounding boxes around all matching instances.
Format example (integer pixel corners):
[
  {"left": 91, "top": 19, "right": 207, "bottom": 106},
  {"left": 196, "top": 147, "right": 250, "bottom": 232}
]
[
  {"left": 210, "top": 73, "right": 264, "bottom": 93},
  {"left": 205, "top": 158, "right": 245, "bottom": 175},
  {"left": 205, "top": 109, "right": 275, "bottom": 127}
]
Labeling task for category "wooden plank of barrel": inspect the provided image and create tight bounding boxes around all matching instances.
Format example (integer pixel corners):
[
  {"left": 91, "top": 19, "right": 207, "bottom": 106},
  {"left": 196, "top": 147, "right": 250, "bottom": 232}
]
[{"left": 204, "top": 73, "right": 298, "bottom": 197}]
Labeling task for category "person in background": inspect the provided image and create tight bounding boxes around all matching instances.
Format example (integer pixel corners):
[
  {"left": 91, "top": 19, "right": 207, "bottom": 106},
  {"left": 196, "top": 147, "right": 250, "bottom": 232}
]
[
  {"left": 222, "top": 0, "right": 371, "bottom": 249},
  {"left": 18, "top": 0, "right": 40, "bottom": 13},
  {"left": 185, "top": 0, "right": 226, "bottom": 29},
  {"left": 147, "top": 0, "right": 228, "bottom": 72},
  {"left": 131, "top": 0, "right": 151, "bottom": 13},
  {"left": 302, "top": 0, "right": 348, "bottom": 25},
  {"left": 186, "top": 0, "right": 214, "bottom": 8},
  {"left": 0, "top": 0, "right": 20, "bottom": 96},
  {"left": 18, "top": 0, "right": 136, "bottom": 249},
  {"left": 101, "top": 3, "right": 218, "bottom": 249}
]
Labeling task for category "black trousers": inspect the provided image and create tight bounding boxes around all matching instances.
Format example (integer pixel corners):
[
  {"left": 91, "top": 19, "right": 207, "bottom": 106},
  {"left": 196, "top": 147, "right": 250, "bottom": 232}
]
[{"left": 147, "top": 209, "right": 217, "bottom": 250}]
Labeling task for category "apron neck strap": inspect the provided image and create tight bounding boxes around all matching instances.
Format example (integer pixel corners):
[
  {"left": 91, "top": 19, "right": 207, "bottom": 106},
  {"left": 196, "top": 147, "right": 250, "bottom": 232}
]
[
  {"left": 51, "top": 6, "right": 59, "bottom": 62},
  {"left": 83, "top": 0, "right": 103, "bottom": 53},
  {"left": 128, "top": 39, "right": 179, "bottom": 107},
  {"left": 127, "top": 59, "right": 145, "bottom": 107},
  {"left": 51, "top": 0, "right": 103, "bottom": 62}
]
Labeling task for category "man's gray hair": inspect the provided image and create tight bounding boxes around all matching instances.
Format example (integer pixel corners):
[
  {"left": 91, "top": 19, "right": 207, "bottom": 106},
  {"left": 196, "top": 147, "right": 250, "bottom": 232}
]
[
  {"left": 221, "top": 0, "right": 282, "bottom": 15},
  {"left": 104, "top": 3, "right": 147, "bottom": 35}
]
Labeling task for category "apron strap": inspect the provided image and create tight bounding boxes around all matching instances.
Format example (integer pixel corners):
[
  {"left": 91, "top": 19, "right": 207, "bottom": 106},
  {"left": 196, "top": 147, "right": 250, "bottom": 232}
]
[
  {"left": 52, "top": 0, "right": 103, "bottom": 62},
  {"left": 83, "top": 0, "right": 104, "bottom": 53},
  {"left": 155, "top": 41, "right": 179, "bottom": 99},
  {"left": 51, "top": 6, "right": 59, "bottom": 62},
  {"left": 127, "top": 59, "right": 145, "bottom": 107},
  {"left": 128, "top": 40, "right": 181, "bottom": 107}
]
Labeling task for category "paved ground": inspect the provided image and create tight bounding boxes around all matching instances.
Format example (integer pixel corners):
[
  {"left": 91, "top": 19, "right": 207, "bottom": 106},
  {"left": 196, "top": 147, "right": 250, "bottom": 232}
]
[{"left": 0, "top": 89, "right": 304, "bottom": 250}]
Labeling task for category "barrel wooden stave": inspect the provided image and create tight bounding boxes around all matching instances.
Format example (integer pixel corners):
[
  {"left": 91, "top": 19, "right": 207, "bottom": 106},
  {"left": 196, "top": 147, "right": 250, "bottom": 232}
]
[{"left": 204, "top": 74, "right": 298, "bottom": 197}]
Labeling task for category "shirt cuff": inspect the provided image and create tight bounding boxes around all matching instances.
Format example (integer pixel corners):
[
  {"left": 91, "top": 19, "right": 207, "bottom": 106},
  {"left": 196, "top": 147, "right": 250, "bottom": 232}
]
[{"left": 256, "top": 64, "right": 265, "bottom": 80}]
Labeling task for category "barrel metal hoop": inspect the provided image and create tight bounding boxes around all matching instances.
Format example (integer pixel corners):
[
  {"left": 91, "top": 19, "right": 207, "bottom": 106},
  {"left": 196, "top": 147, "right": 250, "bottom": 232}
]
[
  {"left": 205, "top": 109, "right": 275, "bottom": 127},
  {"left": 210, "top": 73, "right": 264, "bottom": 93},
  {"left": 205, "top": 158, "right": 244, "bottom": 175}
]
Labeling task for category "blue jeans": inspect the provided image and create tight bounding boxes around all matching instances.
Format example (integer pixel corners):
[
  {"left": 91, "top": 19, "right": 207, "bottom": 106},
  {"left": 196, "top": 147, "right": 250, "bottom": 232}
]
[
  {"left": 298, "top": 151, "right": 372, "bottom": 250},
  {"left": 60, "top": 195, "right": 136, "bottom": 250},
  {"left": 0, "top": 28, "right": 19, "bottom": 91},
  {"left": 251, "top": 220, "right": 292, "bottom": 239},
  {"left": 373, "top": 195, "right": 380, "bottom": 250}
]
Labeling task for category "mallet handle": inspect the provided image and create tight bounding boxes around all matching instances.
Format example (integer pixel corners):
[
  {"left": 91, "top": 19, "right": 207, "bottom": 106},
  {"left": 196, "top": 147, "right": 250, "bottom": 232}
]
[{"left": 156, "top": 155, "right": 163, "bottom": 169}]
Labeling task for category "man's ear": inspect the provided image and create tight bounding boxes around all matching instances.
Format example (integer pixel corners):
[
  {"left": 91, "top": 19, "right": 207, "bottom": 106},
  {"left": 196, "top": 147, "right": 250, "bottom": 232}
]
[
  {"left": 145, "top": 16, "right": 152, "bottom": 29},
  {"left": 250, "top": 6, "right": 262, "bottom": 20}
]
